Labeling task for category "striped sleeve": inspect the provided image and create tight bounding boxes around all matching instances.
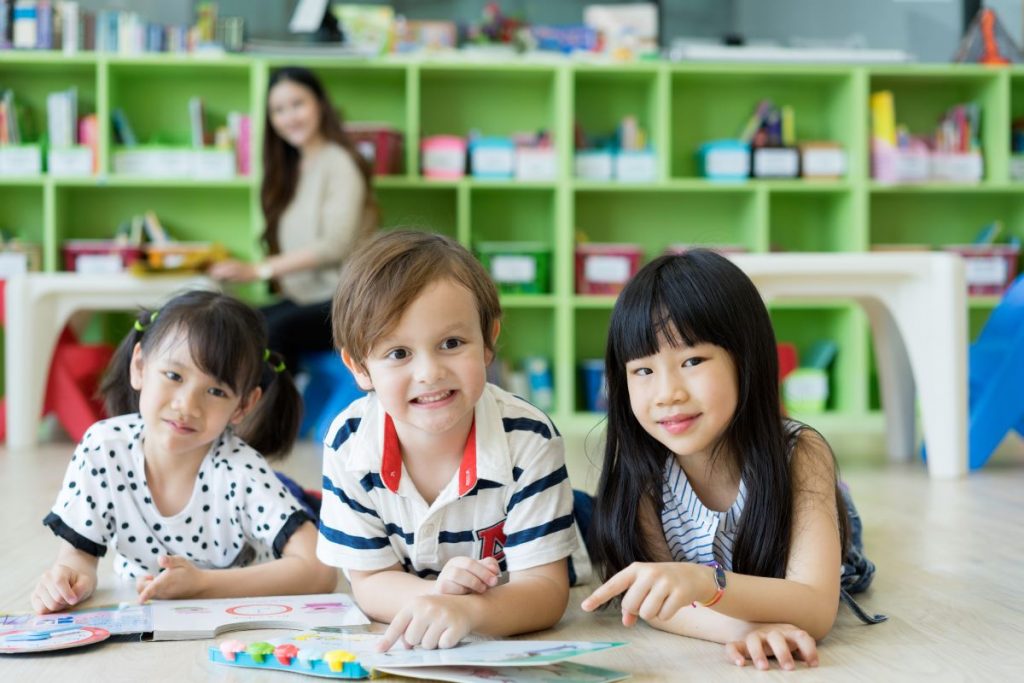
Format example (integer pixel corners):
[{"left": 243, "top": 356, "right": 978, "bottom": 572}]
[
  {"left": 500, "top": 412, "right": 578, "bottom": 572},
  {"left": 316, "top": 431, "right": 399, "bottom": 572}
]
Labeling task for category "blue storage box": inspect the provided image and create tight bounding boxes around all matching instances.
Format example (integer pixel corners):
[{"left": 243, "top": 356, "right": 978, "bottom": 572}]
[
  {"left": 469, "top": 137, "right": 515, "bottom": 179},
  {"left": 697, "top": 140, "right": 750, "bottom": 180}
]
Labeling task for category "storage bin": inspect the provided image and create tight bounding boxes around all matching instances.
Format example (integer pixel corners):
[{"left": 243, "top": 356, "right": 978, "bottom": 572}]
[
  {"left": 476, "top": 241, "right": 550, "bottom": 294},
  {"left": 192, "top": 149, "right": 236, "bottom": 179},
  {"left": 469, "top": 137, "right": 515, "bottom": 179},
  {"left": 697, "top": 140, "right": 750, "bottom": 180},
  {"left": 614, "top": 150, "right": 656, "bottom": 182},
  {"left": 942, "top": 244, "right": 1020, "bottom": 296},
  {"left": 799, "top": 142, "right": 847, "bottom": 179},
  {"left": 0, "top": 145, "right": 42, "bottom": 175},
  {"left": 930, "top": 151, "right": 983, "bottom": 183},
  {"left": 580, "top": 359, "right": 608, "bottom": 412},
  {"left": 575, "top": 242, "right": 643, "bottom": 295},
  {"left": 574, "top": 150, "right": 614, "bottom": 181},
  {"left": 421, "top": 135, "right": 466, "bottom": 179},
  {"left": 752, "top": 147, "right": 799, "bottom": 179},
  {"left": 62, "top": 240, "right": 144, "bottom": 273},
  {"left": 515, "top": 146, "right": 557, "bottom": 181},
  {"left": 871, "top": 139, "right": 930, "bottom": 183},
  {"left": 0, "top": 242, "right": 42, "bottom": 277},
  {"left": 112, "top": 147, "right": 193, "bottom": 177},
  {"left": 47, "top": 147, "right": 93, "bottom": 177},
  {"left": 348, "top": 124, "right": 403, "bottom": 175}
]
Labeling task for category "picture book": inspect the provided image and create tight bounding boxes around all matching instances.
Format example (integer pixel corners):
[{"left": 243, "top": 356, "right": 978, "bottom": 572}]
[
  {"left": 209, "top": 632, "right": 629, "bottom": 682},
  {"left": 0, "top": 593, "right": 370, "bottom": 642}
]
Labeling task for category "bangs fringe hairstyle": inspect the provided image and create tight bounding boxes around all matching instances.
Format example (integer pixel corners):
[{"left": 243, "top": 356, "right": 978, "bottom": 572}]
[
  {"left": 261, "top": 65, "right": 376, "bottom": 256},
  {"left": 332, "top": 229, "right": 501, "bottom": 367},
  {"left": 99, "top": 289, "right": 302, "bottom": 459},
  {"left": 589, "top": 250, "right": 850, "bottom": 582}
]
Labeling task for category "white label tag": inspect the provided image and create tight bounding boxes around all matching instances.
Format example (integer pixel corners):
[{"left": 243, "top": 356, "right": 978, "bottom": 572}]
[
  {"left": 584, "top": 255, "right": 631, "bottom": 284},
  {"left": 75, "top": 253, "right": 125, "bottom": 274},
  {"left": 491, "top": 255, "right": 536, "bottom": 283},
  {"left": 964, "top": 256, "right": 1008, "bottom": 286},
  {"left": 0, "top": 252, "right": 29, "bottom": 277}
]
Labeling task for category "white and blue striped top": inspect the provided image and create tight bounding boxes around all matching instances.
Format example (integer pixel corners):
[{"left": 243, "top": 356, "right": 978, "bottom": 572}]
[{"left": 661, "top": 456, "right": 747, "bottom": 570}]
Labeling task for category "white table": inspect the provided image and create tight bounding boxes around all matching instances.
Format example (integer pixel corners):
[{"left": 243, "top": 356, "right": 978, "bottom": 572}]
[
  {"left": 3, "top": 273, "right": 216, "bottom": 450},
  {"left": 729, "top": 253, "right": 967, "bottom": 479}
]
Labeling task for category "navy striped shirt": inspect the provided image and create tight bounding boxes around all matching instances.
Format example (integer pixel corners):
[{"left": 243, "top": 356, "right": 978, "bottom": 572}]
[{"left": 316, "top": 384, "right": 577, "bottom": 577}]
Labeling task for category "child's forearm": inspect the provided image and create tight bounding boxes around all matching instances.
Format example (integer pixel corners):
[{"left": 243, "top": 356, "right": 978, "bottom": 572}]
[
  {"left": 458, "top": 564, "right": 569, "bottom": 637},
  {"left": 646, "top": 605, "right": 762, "bottom": 643},
  {"left": 707, "top": 572, "right": 838, "bottom": 640},
  {"left": 349, "top": 568, "right": 449, "bottom": 622},
  {"left": 196, "top": 556, "right": 338, "bottom": 599}
]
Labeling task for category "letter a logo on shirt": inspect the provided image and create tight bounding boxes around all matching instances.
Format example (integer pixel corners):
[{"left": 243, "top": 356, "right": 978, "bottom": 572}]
[{"left": 476, "top": 520, "right": 507, "bottom": 561}]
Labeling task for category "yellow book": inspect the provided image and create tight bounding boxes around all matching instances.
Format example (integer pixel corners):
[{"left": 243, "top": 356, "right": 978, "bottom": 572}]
[
  {"left": 870, "top": 90, "right": 897, "bottom": 146},
  {"left": 781, "top": 105, "right": 796, "bottom": 146}
]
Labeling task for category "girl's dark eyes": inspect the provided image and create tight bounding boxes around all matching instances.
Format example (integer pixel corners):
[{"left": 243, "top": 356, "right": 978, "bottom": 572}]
[
  {"left": 631, "top": 367, "right": 652, "bottom": 376},
  {"left": 163, "top": 371, "right": 182, "bottom": 382},
  {"left": 208, "top": 387, "right": 229, "bottom": 398},
  {"left": 682, "top": 357, "right": 705, "bottom": 368},
  {"left": 441, "top": 338, "right": 463, "bottom": 350}
]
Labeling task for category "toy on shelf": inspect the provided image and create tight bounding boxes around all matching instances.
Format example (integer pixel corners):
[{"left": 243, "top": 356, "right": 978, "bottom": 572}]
[
  {"left": 954, "top": 8, "right": 1022, "bottom": 65},
  {"left": 783, "top": 340, "right": 838, "bottom": 414},
  {"left": 209, "top": 632, "right": 628, "bottom": 682},
  {"left": 575, "top": 117, "right": 655, "bottom": 182}
]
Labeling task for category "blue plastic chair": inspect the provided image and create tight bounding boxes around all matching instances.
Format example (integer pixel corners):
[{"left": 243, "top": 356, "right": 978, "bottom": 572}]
[
  {"left": 297, "top": 351, "right": 366, "bottom": 442},
  {"left": 938, "top": 273, "right": 1024, "bottom": 470}
]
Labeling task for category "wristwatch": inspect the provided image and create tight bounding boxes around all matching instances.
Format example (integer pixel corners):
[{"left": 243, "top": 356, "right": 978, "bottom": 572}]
[
  {"left": 693, "top": 560, "right": 727, "bottom": 608},
  {"left": 256, "top": 262, "right": 274, "bottom": 281}
]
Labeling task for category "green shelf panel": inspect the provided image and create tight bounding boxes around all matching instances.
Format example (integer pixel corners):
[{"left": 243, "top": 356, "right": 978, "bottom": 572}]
[
  {"left": 870, "top": 190, "right": 1024, "bottom": 246},
  {"left": 867, "top": 70, "right": 1008, "bottom": 182},
  {"left": 771, "top": 303, "right": 864, "bottom": 413},
  {"left": 574, "top": 68, "right": 661, "bottom": 163},
  {"left": 419, "top": 67, "right": 557, "bottom": 139},
  {"left": 308, "top": 64, "right": 408, "bottom": 136},
  {"left": 106, "top": 62, "right": 252, "bottom": 147},
  {"left": 0, "top": 59, "right": 98, "bottom": 144},
  {"left": 468, "top": 187, "right": 555, "bottom": 244},
  {"left": 0, "top": 184, "right": 45, "bottom": 245},
  {"left": 376, "top": 186, "right": 457, "bottom": 240},
  {"left": 770, "top": 189, "right": 860, "bottom": 252},
  {"left": 573, "top": 308, "right": 611, "bottom": 412},
  {"left": 670, "top": 70, "right": 859, "bottom": 178},
  {"left": 574, "top": 188, "right": 761, "bottom": 255},
  {"left": 52, "top": 185, "right": 255, "bottom": 264},
  {"left": 493, "top": 306, "right": 557, "bottom": 381}
]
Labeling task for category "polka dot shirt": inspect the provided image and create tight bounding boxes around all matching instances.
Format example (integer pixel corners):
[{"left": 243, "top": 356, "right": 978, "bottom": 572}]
[{"left": 43, "top": 414, "right": 310, "bottom": 580}]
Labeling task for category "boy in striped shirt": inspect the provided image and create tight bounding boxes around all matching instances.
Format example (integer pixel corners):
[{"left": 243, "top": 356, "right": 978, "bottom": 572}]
[{"left": 317, "top": 230, "right": 578, "bottom": 651}]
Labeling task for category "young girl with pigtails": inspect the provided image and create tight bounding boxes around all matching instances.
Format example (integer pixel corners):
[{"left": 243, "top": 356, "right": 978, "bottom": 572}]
[{"left": 32, "top": 289, "right": 336, "bottom": 614}]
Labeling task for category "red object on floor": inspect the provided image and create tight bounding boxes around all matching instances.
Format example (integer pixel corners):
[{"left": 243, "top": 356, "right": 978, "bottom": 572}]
[{"left": 0, "top": 310, "right": 113, "bottom": 443}]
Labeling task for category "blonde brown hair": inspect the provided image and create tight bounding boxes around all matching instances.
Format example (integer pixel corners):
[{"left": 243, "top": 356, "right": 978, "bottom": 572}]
[{"left": 333, "top": 230, "right": 501, "bottom": 367}]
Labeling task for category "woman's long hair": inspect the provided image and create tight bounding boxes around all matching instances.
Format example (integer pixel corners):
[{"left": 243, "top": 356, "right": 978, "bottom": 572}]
[
  {"left": 589, "top": 250, "right": 849, "bottom": 581},
  {"left": 260, "top": 66, "right": 375, "bottom": 255}
]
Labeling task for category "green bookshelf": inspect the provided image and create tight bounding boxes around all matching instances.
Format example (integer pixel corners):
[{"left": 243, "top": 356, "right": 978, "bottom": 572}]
[{"left": 3, "top": 54, "right": 1023, "bottom": 440}]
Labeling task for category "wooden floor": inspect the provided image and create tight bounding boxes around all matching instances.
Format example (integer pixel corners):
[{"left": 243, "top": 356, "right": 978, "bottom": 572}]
[{"left": 2, "top": 430, "right": 1023, "bottom": 680}]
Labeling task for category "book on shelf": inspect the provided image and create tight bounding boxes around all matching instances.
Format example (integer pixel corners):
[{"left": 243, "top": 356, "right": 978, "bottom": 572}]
[
  {"left": 46, "top": 87, "right": 77, "bottom": 149},
  {"left": 189, "top": 97, "right": 206, "bottom": 148},
  {"left": 111, "top": 108, "right": 138, "bottom": 147},
  {"left": 12, "top": 0, "right": 37, "bottom": 49}
]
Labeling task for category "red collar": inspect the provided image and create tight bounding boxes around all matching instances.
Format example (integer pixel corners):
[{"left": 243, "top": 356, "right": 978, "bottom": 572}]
[{"left": 380, "top": 414, "right": 478, "bottom": 497}]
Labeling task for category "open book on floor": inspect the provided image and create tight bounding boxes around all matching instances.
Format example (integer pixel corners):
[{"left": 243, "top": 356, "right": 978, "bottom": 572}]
[
  {"left": 0, "top": 593, "right": 370, "bottom": 642},
  {"left": 209, "top": 632, "right": 630, "bottom": 682}
]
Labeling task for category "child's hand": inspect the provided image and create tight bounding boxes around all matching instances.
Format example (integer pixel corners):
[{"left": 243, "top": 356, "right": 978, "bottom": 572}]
[
  {"left": 580, "top": 561, "right": 703, "bottom": 627},
  {"left": 31, "top": 564, "right": 97, "bottom": 614},
  {"left": 434, "top": 556, "right": 500, "bottom": 595},
  {"left": 725, "top": 624, "right": 818, "bottom": 671},
  {"left": 377, "top": 594, "right": 475, "bottom": 651},
  {"left": 136, "top": 556, "right": 207, "bottom": 602}
]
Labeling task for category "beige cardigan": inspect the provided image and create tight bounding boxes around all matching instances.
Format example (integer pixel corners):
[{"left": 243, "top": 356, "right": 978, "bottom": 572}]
[{"left": 276, "top": 142, "right": 375, "bottom": 304}]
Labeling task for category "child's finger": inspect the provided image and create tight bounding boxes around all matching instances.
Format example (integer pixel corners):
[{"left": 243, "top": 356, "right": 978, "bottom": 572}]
[
  {"left": 377, "top": 610, "right": 413, "bottom": 652},
  {"left": 479, "top": 556, "right": 500, "bottom": 574},
  {"left": 581, "top": 567, "right": 635, "bottom": 611},
  {"left": 745, "top": 634, "right": 770, "bottom": 671},
  {"left": 724, "top": 641, "right": 748, "bottom": 667},
  {"left": 52, "top": 575, "right": 79, "bottom": 607},
  {"left": 137, "top": 574, "right": 165, "bottom": 603},
  {"left": 786, "top": 630, "right": 818, "bottom": 667},
  {"left": 765, "top": 631, "right": 795, "bottom": 670}
]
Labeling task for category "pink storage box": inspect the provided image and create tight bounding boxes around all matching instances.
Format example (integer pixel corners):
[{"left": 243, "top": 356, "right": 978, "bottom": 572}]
[
  {"left": 421, "top": 135, "right": 466, "bottom": 179},
  {"left": 62, "top": 240, "right": 144, "bottom": 273},
  {"left": 575, "top": 243, "right": 643, "bottom": 295},
  {"left": 871, "top": 139, "right": 929, "bottom": 184},
  {"left": 942, "top": 244, "right": 1020, "bottom": 296}
]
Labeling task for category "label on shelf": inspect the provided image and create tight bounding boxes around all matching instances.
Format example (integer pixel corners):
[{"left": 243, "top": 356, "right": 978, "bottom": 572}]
[
  {"left": 74, "top": 253, "right": 126, "bottom": 274},
  {"left": 614, "top": 151, "right": 656, "bottom": 182},
  {"left": 584, "top": 255, "right": 632, "bottom": 284},
  {"left": 490, "top": 255, "right": 536, "bottom": 283},
  {"left": 0, "top": 145, "right": 42, "bottom": 176},
  {"left": 753, "top": 147, "right": 799, "bottom": 178},
  {"left": 964, "top": 256, "right": 1008, "bottom": 287},
  {"left": 515, "top": 148, "right": 557, "bottom": 180},
  {"left": 47, "top": 147, "right": 94, "bottom": 177},
  {"left": 0, "top": 252, "right": 30, "bottom": 278}
]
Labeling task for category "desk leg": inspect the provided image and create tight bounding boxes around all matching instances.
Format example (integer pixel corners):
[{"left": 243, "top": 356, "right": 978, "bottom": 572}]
[
  {"left": 863, "top": 299, "right": 916, "bottom": 463},
  {"left": 896, "top": 276, "right": 968, "bottom": 479}
]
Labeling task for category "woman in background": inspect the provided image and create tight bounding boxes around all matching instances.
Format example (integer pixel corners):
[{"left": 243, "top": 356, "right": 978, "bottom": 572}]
[{"left": 210, "top": 65, "right": 377, "bottom": 373}]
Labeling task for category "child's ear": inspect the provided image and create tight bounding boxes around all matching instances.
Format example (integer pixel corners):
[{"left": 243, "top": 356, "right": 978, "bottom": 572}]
[
  {"left": 341, "top": 348, "right": 374, "bottom": 391},
  {"left": 484, "top": 320, "right": 501, "bottom": 365},
  {"left": 129, "top": 342, "right": 145, "bottom": 391},
  {"left": 230, "top": 386, "right": 263, "bottom": 425}
]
